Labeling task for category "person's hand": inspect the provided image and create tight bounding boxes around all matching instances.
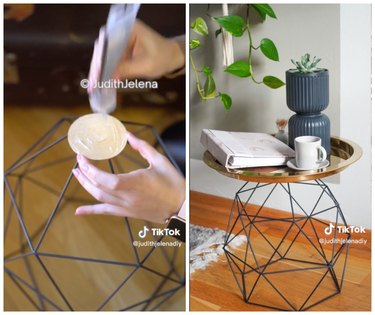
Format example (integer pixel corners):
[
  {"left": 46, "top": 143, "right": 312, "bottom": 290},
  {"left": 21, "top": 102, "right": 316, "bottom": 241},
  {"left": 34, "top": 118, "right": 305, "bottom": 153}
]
[
  {"left": 114, "top": 19, "right": 184, "bottom": 80},
  {"left": 72, "top": 133, "right": 185, "bottom": 224},
  {"left": 88, "top": 19, "right": 184, "bottom": 91}
]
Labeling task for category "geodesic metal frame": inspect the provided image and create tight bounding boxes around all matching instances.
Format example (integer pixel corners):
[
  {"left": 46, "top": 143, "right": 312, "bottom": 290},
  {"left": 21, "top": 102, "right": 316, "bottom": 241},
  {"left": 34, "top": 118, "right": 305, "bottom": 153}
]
[
  {"left": 223, "top": 180, "right": 350, "bottom": 311},
  {"left": 4, "top": 116, "right": 185, "bottom": 311}
]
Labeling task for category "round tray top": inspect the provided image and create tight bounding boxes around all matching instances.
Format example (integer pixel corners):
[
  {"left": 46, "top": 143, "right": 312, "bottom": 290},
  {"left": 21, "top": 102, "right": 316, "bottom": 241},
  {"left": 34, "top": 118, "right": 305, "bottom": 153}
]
[{"left": 203, "top": 136, "right": 362, "bottom": 183}]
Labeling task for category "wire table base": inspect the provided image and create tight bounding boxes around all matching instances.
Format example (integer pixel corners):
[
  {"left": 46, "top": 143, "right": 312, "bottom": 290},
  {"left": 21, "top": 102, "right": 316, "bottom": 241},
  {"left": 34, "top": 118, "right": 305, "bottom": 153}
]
[
  {"left": 4, "top": 117, "right": 185, "bottom": 311},
  {"left": 223, "top": 180, "right": 350, "bottom": 311}
]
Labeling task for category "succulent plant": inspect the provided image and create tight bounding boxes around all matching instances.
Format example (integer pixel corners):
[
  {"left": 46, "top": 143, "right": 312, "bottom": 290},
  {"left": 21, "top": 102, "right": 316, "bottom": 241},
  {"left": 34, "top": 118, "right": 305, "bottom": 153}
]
[{"left": 291, "top": 53, "right": 322, "bottom": 73}]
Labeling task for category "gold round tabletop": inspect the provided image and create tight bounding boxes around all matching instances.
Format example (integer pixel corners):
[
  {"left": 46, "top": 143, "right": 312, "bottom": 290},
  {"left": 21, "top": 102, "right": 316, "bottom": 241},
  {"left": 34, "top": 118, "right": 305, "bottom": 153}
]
[{"left": 203, "top": 136, "right": 362, "bottom": 183}]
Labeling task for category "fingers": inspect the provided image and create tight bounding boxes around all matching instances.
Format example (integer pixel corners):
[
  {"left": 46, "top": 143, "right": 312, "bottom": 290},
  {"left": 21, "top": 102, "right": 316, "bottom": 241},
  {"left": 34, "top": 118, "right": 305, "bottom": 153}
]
[
  {"left": 127, "top": 133, "right": 161, "bottom": 165},
  {"left": 76, "top": 134, "right": 163, "bottom": 172},
  {"left": 75, "top": 203, "right": 131, "bottom": 217},
  {"left": 76, "top": 154, "right": 123, "bottom": 190},
  {"left": 72, "top": 167, "right": 123, "bottom": 206},
  {"left": 112, "top": 20, "right": 143, "bottom": 80},
  {"left": 115, "top": 58, "right": 154, "bottom": 80}
]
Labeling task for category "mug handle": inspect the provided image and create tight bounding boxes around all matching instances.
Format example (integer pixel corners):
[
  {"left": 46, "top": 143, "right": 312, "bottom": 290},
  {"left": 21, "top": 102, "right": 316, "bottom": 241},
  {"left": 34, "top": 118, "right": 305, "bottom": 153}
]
[{"left": 317, "top": 146, "right": 327, "bottom": 163}]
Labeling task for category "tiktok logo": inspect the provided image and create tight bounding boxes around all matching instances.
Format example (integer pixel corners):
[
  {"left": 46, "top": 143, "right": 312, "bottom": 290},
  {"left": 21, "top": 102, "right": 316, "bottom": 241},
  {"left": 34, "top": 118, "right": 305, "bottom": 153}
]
[
  {"left": 324, "top": 223, "right": 366, "bottom": 235},
  {"left": 138, "top": 226, "right": 149, "bottom": 238},
  {"left": 324, "top": 223, "right": 335, "bottom": 235}
]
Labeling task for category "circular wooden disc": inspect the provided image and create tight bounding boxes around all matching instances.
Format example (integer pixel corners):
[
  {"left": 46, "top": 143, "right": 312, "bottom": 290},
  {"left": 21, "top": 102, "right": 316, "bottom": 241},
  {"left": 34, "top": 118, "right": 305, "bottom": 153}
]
[{"left": 68, "top": 113, "right": 128, "bottom": 160}]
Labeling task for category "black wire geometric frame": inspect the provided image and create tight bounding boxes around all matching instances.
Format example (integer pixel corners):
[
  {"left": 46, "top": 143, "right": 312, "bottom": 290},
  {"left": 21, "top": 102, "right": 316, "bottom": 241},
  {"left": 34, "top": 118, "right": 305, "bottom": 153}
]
[
  {"left": 223, "top": 180, "right": 350, "bottom": 311},
  {"left": 4, "top": 116, "right": 185, "bottom": 311}
]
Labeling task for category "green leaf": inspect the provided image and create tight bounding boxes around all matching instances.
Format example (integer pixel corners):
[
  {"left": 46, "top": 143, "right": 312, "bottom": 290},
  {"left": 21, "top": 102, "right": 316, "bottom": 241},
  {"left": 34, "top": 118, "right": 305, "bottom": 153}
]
[
  {"left": 251, "top": 4, "right": 277, "bottom": 19},
  {"left": 191, "top": 17, "right": 208, "bottom": 36},
  {"left": 263, "top": 76, "right": 285, "bottom": 89},
  {"left": 225, "top": 60, "right": 251, "bottom": 77},
  {"left": 260, "top": 38, "right": 279, "bottom": 61},
  {"left": 202, "top": 66, "right": 212, "bottom": 76},
  {"left": 213, "top": 15, "right": 244, "bottom": 37},
  {"left": 219, "top": 93, "right": 232, "bottom": 110},
  {"left": 189, "top": 39, "right": 201, "bottom": 50},
  {"left": 203, "top": 75, "right": 216, "bottom": 98},
  {"left": 215, "top": 28, "right": 222, "bottom": 38}
]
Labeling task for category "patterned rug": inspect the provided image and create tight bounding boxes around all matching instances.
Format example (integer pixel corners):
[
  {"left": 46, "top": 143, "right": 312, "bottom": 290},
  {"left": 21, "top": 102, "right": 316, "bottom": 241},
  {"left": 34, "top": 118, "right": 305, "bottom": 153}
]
[{"left": 189, "top": 224, "right": 246, "bottom": 274}]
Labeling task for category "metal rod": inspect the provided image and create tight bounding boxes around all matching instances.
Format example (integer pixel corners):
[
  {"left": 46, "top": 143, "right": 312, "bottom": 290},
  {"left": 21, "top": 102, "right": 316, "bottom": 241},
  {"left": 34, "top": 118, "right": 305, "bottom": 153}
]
[
  {"left": 151, "top": 127, "right": 182, "bottom": 176},
  {"left": 339, "top": 243, "right": 350, "bottom": 290},
  {"left": 224, "top": 196, "right": 239, "bottom": 243},
  {"left": 25, "top": 155, "right": 76, "bottom": 174},
  {"left": 120, "top": 285, "right": 183, "bottom": 311},
  {"left": 4, "top": 267, "right": 63, "bottom": 310},
  {"left": 5, "top": 270, "right": 41, "bottom": 310},
  {"left": 37, "top": 252, "right": 138, "bottom": 268},
  {"left": 6, "top": 118, "right": 65, "bottom": 172},
  {"left": 35, "top": 165, "right": 76, "bottom": 251},
  {"left": 224, "top": 251, "right": 246, "bottom": 299},
  {"left": 22, "top": 254, "right": 46, "bottom": 310},
  {"left": 302, "top": 291, "right": 340, "bottom": 311},
  {"left": 6, "top": 135, "right": 67, "bottom": 175},
  {"left": 149, "top": 285, "right": 182, "bottom": 311},
  {"left": 4, "top": 176, "right": 34, "bottom": 252},
  {"left": 299, "top": 268, "right": 332, "bottom": 310},
  {"left": 24, "top": 175, "right": 64, "bottom": 198},
  {"left": 4, "top": 251, "right": 33, "bottom": 263},
  {"left": 262, "top": 273, "right": 296, "bottom": 310},
  {"left": 264, "top": 265, "right": 326, "bottom": 275},
  {"left": 141, "top": 268, "right": 174, "bottom": 311},
  {"left": 4, "top": 176, "right": 21, "bottom": 240},
  {"left": 96, "top": 267, "right": 139, "bottom": 311},
  {"left": 124, "top": 218, "right": 140, "bottom": 264},
  {"left": 34, "top": 254, "right": 73, "bottom": 310},
  {"left": 140, "top": 265, "right": 182, "bottom": 285},
  {"left": 238, "top": 203, "right": 261, "bottom": 271}
]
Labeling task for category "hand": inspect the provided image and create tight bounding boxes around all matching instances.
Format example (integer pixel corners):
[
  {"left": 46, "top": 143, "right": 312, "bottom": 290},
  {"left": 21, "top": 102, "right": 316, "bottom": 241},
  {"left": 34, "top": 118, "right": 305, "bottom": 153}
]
[
  {"left": 72, "top": 133, "right": 185, "bottom": 224},
  {"left": 88, "top": 19, "right": 184, "bottom": 90},
  {"left": 114, "top": 19, "right": 184, "bottom": 80}
]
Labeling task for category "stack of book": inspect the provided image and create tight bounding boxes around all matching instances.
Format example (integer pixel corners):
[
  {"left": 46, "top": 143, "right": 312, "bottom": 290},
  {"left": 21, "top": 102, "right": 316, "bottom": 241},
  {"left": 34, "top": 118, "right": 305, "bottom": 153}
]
[{"left": 200, "top": 129, "right": 295, "bottom": 169}]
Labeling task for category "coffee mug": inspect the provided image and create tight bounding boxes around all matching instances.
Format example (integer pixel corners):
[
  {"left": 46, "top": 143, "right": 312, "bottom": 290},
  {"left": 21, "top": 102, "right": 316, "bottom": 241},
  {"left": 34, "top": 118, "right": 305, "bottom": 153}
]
[{"left": 294, "top": 136, "right": 327, "bottom": 169}]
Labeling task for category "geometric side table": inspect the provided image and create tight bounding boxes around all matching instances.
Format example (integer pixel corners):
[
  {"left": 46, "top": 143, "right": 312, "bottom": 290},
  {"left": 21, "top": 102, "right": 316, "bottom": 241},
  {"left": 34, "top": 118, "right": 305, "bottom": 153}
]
[
  {"left": 4, "top": 117, "right": 185, "bottom": 311},
  {"left": 203, "top": 137, "right": 362, "bottom": 311}
]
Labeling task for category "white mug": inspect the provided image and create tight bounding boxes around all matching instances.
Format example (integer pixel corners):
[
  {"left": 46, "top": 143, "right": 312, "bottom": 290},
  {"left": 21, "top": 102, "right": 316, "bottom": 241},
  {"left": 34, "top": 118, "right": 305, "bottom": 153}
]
[{"left": 294, "top": 136, "right": 327, "bottom": 169}]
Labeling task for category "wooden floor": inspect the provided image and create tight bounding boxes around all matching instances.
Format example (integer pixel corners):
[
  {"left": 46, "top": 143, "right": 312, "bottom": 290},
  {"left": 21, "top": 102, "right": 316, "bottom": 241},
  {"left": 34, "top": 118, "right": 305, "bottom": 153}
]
[
  {"left": 4, "top": 104, "right": 185, "bottom": 311},
  {"left": 190, "top": 191, "right": 371, "bottom": 311}
]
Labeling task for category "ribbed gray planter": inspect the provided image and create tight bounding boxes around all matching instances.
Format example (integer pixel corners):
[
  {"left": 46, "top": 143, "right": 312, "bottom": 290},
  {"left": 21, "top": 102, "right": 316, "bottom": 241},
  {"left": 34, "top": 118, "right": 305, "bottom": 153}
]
[
  {"left": 286, "top": 69, "right": 331, "bottom": 155},
  {"left": 288, "top": 113, "right": 330, "bottom": 154},
  {"left": 286, "top": 69, "right": 329, "bottom": 113}
]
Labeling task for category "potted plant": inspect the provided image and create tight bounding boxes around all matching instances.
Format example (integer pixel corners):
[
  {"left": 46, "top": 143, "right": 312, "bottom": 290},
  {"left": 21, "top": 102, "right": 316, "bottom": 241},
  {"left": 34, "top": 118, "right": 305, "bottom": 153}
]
[{"left": 286, "top": 54, "right": 330, "bottom": 154}]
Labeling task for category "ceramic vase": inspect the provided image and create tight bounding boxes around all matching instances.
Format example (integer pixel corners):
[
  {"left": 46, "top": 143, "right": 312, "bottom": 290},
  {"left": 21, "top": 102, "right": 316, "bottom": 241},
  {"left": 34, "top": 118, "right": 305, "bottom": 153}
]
[{"left": 286, "top": 69, "right": 331, "bottom": 154}]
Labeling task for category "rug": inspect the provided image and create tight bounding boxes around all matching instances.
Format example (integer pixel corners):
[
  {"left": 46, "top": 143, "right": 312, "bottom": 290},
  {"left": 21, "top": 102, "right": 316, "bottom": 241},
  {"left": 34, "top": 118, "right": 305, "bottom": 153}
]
[{"left": 189, "top": 224, "right": 247, "bottom": 274}]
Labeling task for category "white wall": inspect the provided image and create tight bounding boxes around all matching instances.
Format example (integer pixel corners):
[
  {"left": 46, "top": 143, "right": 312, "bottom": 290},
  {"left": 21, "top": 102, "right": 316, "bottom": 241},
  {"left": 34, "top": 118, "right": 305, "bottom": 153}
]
[
  {"left": 335, "top": 4, "right": 372, "bottom": 228},
  {"left": 190, "top": 4, "right": 372, "bottom": 228}
]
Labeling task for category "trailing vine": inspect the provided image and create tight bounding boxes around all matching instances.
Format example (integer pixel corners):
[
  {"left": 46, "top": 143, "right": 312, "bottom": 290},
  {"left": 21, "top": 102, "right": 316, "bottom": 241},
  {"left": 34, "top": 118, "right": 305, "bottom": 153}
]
[{"left": 190, "top": 4, "right": 285, "bottom": 110}]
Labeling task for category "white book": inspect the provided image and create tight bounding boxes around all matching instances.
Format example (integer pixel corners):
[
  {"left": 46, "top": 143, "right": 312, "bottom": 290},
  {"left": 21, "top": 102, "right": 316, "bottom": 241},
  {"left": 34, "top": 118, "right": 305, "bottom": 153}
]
[{"left": 200, "top": 129, "right": 295, "bottom": 169}]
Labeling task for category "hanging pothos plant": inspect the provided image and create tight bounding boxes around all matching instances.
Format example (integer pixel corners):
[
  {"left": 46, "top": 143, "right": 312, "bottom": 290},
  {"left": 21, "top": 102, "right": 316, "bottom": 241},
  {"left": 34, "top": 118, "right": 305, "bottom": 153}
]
[{"left": 190, "top": 4, "right": 285, "bottom": 110}]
